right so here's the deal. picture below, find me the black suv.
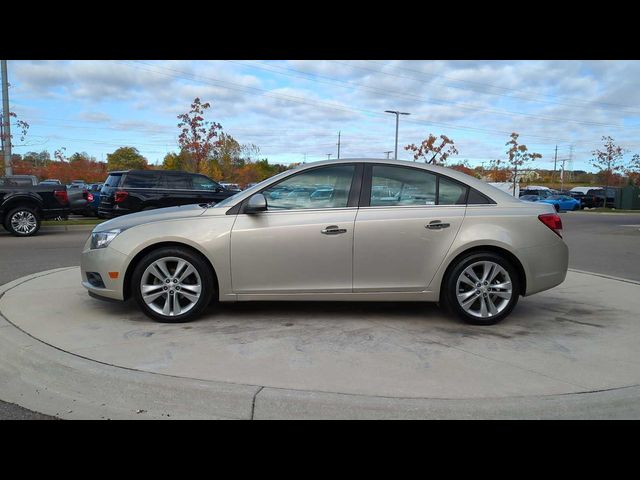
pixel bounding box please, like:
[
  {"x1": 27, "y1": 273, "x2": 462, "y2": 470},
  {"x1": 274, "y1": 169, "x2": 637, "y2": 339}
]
[
  {"x1": 98, "y1": 170, "x2": 236, "y2": 218},
  {"x1": 581, "y1": 188, "x2": 616, "y2": 209}
]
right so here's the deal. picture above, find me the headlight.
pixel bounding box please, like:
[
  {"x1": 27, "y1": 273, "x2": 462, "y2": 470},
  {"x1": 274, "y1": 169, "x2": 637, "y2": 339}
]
[{"x1": 90, "y1": 229, "x2": 122, "y2": 249}]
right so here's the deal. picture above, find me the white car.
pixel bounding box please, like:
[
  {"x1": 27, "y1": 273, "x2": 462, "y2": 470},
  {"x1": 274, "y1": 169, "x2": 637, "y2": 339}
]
[{"x1": 81, "y1": 159, "x2": 568, "y2": 325}]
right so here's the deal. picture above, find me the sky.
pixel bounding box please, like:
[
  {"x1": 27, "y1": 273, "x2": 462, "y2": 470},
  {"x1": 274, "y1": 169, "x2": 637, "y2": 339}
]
[{"x1": 6, "y1": 60, "x2": 640, "y2": 172}]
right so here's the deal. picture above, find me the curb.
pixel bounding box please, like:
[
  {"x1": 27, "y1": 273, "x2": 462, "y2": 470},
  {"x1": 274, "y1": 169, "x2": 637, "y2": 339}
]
[
  {"x1": 568, "y1": 268, "x2": 640, "y2": 286},
  {"x1": 2, "y1": 268, "x2": 640, "y2": 419},
  {"x1": 40, "y1": 225, "x2": 96, "y2": 232}
]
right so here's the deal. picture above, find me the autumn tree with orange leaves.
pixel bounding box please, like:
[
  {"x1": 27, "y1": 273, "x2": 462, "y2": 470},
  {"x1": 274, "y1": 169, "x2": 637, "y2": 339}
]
[
  {"x1": 405, "y1": 134, "x2": 459, "y2": 165},
  {"x1": 177, "y1": 97, "x2": 223, "y2": 174},
  {"x1": 505, "y1": 133, "x2": 542, "y2": 195}
]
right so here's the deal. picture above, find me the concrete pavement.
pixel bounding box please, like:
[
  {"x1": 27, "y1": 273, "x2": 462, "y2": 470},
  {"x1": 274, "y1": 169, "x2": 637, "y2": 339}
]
[{"x1": 1, "y1": 267, "x2": 640, "y2": 419}]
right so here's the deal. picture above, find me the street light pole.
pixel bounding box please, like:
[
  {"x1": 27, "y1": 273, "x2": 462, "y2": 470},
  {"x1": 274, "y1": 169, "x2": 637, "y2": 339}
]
[{"x1": 385, "y1": 110, "x2": 410, "y2": 160}]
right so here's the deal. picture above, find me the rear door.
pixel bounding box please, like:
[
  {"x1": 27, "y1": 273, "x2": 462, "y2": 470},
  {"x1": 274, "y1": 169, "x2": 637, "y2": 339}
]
[
  {"x1": 353, "y1": 164, "x2": 467, "y2": 292},
  {"x1": 159, "y1": 172, "x2": 198, "y2": 207}
]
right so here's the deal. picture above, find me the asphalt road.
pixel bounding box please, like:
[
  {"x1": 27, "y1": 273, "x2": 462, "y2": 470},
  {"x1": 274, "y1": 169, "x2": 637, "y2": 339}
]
[
  {"x1": 0, "y1": 210, "x2": 638, "y2": 419},
  {"x1": 561, "y1": 211, "x2": 640, "y2": 282},
  {"x1": 0, "y1": 229, "x2": 89, "y2": 420}
]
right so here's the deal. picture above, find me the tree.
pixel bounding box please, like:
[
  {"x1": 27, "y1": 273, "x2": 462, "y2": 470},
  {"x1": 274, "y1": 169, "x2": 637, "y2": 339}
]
[
  {"x1": 54, "y1": 147, "x2": 67, "y2": 162},
  {"x1": 626, "y1": 153, "x2": 640, "y2": 186},
  {"x1": 405, "y1": 134, "x2": 458, "y2": 165},
  {"x1": 162, "y1": 150, "x2": 191, "y2": 171},
  {"x1": 505, "y1": 133, "x2": 542, "y2": 195},
  {"x1": 106, "y1": 147, "x2": 148, "y2": 171},
  {"x1": 23, "y1": 150, "x2": 51, "y2": 167},
  {"x1": 69, "y1": 152, "x2": 93, "y2": 163},
  {"x1": 214, "y1": 132, "x2": 242, "y2": 180},
  {"x1": 486, "y1": 159, "x2": 510, "y2": 182},
  {"x1": 0, "y1": 111, "x2": 29, "y2": 144},
  {"x1": 591, "y1": 136, "x2": 625, "y2": 195},
  {"x1": 177, "y1": 97, "x2": 223, "y2": 173}
]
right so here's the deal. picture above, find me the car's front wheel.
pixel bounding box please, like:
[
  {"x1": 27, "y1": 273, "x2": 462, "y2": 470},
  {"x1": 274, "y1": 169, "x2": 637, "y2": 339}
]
[
  {"x1": 131, "y1": 247, "x2": 215, "y2": 323},
  {"x1": 441, "y1": 252, "x2": 521, "y2": 325}
]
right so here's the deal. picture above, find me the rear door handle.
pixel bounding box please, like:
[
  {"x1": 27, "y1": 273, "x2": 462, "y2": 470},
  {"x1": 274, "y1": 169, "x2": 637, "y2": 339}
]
[
  {"x1": 426, "y1": 220, "x2": 450, "y2": 230},
  {"x1": 321, "y1": 225, "x2": 347, "y2": 235}
]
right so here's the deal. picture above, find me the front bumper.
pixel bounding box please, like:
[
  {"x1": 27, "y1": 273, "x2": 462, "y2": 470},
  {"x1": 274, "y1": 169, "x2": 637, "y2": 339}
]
[{"x1": 80, "y1": 238, "x2": 129, "y2": 301}]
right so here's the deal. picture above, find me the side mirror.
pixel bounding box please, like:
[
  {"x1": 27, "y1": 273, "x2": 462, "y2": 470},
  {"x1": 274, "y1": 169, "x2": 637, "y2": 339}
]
[{"x1": 245, "y1": 193, "x2": 267, "y2": 214}]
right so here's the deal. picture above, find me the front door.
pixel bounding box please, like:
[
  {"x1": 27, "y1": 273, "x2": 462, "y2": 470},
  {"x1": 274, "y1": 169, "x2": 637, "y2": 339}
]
[{"x1": 230, "y1": 164, "x2": 359, "y2": 294}]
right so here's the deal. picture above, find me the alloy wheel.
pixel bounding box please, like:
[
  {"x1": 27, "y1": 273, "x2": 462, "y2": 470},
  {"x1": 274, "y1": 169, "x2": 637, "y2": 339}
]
[
  {"x1": 10, "y1": 211, "x2": 38, "y2": 235},
  {"x1": 139, "y1": 256, "x2": 202, "y2": 317},
  {"x1": 455, "y1": 261, "x2": 513, "y2": 318}
]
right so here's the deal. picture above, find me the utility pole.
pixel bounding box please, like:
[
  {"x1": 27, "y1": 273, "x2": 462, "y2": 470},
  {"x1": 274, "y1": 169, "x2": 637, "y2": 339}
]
[
  {"x1": 384, "y1": 151, "x2": 393, "y2": 159},
  {"x1": 384, "y1": 110, "x2": 410, "y2": 160},
  {"x1": 336, "y1": 131, "x2": 341, "y2": 159},
  {"x1": 568, "y1": 145, "x2": 573, "y2": 184},
  {"x1": 553, "y1": 145, "x2": 558, "y2": 183},
  {"x1": 560, "y1": 153, "x2": 567, "y2": 192},
  {"x1": 1, "y1": 60, "x2": 12, "y2": 176}
]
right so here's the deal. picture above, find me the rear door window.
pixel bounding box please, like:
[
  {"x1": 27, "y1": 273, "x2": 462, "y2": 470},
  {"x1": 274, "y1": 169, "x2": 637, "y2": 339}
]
[
  {"x1": 164, "y1": 173, "x2": 193, "y2": 189},
  {"x1": 370, "y1": 165, "x2": 437, "y2": 206},
  {"x1": 123, "y1": 172, "x2": 161, "y2": 188}
]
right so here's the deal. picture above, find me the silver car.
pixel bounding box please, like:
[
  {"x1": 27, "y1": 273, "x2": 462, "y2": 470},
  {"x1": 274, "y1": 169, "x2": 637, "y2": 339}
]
[{"x1": 81, "y1": 159, "x2": 568, "y2": 325}]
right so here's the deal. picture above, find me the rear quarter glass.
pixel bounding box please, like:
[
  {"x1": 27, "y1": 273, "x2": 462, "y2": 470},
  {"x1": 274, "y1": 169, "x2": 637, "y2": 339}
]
[{"x1": 104, "y1": 174, "x2": 123, "y2": 188}]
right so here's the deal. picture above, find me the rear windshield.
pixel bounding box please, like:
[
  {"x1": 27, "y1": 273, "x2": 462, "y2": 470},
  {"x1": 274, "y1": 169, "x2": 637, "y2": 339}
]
[{"x1": 104, "y1": 173, "x2": 123, "y2": 188}]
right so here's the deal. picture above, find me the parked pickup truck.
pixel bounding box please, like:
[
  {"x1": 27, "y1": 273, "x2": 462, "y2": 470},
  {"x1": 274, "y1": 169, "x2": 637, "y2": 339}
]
[{"x1": 0, "y1": 178, "x2": 71, "y2": 236}]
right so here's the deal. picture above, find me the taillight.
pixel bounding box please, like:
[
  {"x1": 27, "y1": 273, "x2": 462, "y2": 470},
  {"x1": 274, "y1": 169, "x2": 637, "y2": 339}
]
[
  {"x1": 538, "y1": 213, "x2": 563, "y2": 237},
  {"x1": 54, "y1": 190, "x2": 68, "y2": 205},
  {"x1": 87, "y1": 193, "x2": 94, "y2": 202},
  {"x1": 114, "y1": 191, "x2": 129, "y2": 203}
]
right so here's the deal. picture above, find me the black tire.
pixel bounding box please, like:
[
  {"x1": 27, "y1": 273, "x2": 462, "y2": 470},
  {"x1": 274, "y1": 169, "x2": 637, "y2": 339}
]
[
  {"x1": 441, "y1": 251, "x2": 521, "y2": 326},
  {"x1": 131, "y1": 246, "x2": 215, "y2": 323},
  {"x1": 553, "y1": 203, "x2": 560, "y2": 212},
  {"x1": 4, "y1": 207, "x2": 41, "y2": 237}
]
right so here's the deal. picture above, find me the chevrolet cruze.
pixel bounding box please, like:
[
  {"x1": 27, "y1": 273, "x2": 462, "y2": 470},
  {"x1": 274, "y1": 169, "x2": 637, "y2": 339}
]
[{"x1": 81, "y1": 159, "x2": 568, "y2": 325}]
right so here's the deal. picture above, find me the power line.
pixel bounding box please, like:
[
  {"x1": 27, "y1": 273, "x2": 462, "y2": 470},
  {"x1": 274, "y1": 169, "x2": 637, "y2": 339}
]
[
  {"x1": 352, "y1": 60, "x2": 640, "y2": 115},
  {"x1": 118, "y1": 60, "x2": 607, "y2": 146},
  {"x1": 227, "y1": 60, "x2": 625, "y2": 129}
]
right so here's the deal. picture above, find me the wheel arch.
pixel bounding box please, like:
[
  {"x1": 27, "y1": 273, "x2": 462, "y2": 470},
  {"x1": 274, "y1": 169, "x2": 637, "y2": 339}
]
[
  {"x1": 122, "y1": 241, "x2": 220, "y2": 301},
  {"x1": 438, "y1": 245, "x2": 527, "y2": 299},
  {"x1": 1, "y1": 197, "x2": 43, "y2": 222}
]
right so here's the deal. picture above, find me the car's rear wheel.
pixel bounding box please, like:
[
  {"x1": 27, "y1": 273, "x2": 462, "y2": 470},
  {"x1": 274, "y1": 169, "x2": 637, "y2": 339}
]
[
  {"x1": 5, "y1": 207, "x2": 41, "y2": 237},
  {"x1": 442, "y1": 252, "x2": 520, "y2": 325},
  {"x1": 131, "y1": 247, "x2": 215, "y2": 323}
]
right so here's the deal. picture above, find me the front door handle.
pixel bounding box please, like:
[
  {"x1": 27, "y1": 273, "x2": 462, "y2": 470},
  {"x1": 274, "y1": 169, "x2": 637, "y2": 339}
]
[
  {"x1": 426, "y1": 220, "x2": 450, "y2": 230},
  {"x1": 321, "y1": 225, "x2": 347, "y2": 235}
]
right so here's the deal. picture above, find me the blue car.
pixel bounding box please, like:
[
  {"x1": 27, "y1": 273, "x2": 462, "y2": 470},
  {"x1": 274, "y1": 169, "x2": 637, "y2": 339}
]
[
  {"x1": 539, "y1": 194, "x2": 581, "y2": 212},
  {"x1": 87, "y1": 183, "x2": 104, "y2": 217}
]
